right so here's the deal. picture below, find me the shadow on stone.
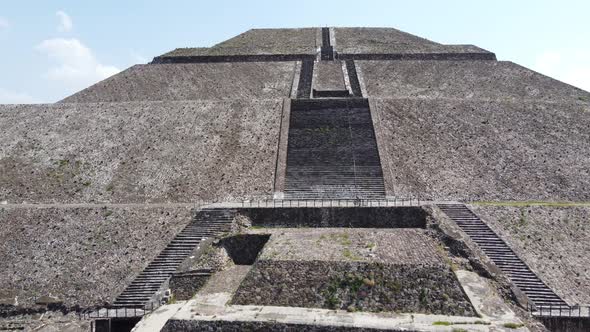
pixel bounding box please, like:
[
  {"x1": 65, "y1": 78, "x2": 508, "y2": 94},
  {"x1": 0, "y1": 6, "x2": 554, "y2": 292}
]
[{"x1": 219, "y1": 234, "x2": 271, "y2": 265}]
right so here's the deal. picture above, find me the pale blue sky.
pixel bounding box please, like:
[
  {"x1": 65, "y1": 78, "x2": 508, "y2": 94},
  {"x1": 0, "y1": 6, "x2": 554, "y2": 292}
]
[{"x1": 1, "y1": 0, "x2": 589, "y2": 103}]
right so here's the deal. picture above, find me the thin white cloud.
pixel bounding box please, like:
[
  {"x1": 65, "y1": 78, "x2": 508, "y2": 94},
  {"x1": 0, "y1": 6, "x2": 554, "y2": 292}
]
[
  {"x1": 56, "y1": 10, "x2": 73, "y2": 32},
  {"x1": 131, "y1": 50, "x2": 148, "y2": 64},
  {"x1": 533, "y1": 50, "x2": 590, "y2": 93},
  {"x1": 0, "y1": 17, "x2": 9, "y2": 30},
  {"x1": 0, "y1": 88, "x2": 36, "y2": 104},
  {"x1": 36, "y1": 38, "x2": 120, "y2": 89}
]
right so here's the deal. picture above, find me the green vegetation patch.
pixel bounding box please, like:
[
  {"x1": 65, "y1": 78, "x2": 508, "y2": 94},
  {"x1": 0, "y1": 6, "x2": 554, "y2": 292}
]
[
  {"x1": 432, "y1": 321, "x2": 452, "y2": 326},
  {"x1": 433, "y1": 320, "x2": 491, "y2": 326},
  {"x1": 503, "y1": 322, "x2": 525, "y2": 329},
  {"x1": 322, "y1": 271, "x2": 377, "y2": 310}
]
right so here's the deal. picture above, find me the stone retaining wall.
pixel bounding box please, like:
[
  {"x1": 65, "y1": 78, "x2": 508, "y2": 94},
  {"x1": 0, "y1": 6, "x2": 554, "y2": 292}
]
[
  {"x1": 238, "y1": 207, "x2": 427, "y2": 228},
  {"x1": 169, "y1": 272, "x2": 210, "y2": 301},
  {"x1": 162, "y1": 319, "x2": 400, "y2": 331},
  {"x1": 231, "y1": 260, "x2": 476, "y2": 316}
]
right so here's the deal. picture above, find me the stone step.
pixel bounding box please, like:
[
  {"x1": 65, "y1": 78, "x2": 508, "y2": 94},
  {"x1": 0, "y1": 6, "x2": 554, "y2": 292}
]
[
  {"x1": 113, "y1": 208, "x2": 236, "y2": 308},
  {"x1": 437, "y1": 203, "x2": 569, "y2": 309}
]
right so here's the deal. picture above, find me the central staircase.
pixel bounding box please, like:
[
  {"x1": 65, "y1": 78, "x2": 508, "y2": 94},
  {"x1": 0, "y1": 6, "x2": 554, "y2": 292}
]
[{"x1": 284, "y1": 99, "x2": 386, "y2": 199}]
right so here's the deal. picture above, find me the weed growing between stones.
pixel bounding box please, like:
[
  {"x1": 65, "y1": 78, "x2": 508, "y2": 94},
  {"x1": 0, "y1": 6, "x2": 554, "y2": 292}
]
[
  {"x1": 232, "y1": 261, "x2": 477, "y2": 316},
  {"x1": 433, "y1": 320, "x2": 491, "y2": 326},
  {"x1": 322, "y1": 271, "x2": 375, "y2": 310},
  {"x1": 518, "y1": 209, "x2": 528, "y2": 227},
  {"x1": 342, "y1": 248, "x2": 361, "y2": 261},
  {"x1": 432, "y1": 321, "x2": 452, "y2": 326},
  {"x1": 503, "y1": 322, "x2": 525, "y2": 329}
]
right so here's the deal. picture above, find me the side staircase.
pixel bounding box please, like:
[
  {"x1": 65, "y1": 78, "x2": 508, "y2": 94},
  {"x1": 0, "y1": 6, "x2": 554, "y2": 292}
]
[
  {"x1": 437, "y1": 204, "x2": 568, "y2": 308},
  {"x1": 111, "y1": 208, "x2": 236, "y2": 308}
]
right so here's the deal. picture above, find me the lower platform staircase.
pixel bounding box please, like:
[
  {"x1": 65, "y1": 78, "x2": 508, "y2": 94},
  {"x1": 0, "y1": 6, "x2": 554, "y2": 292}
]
[
  {"x1": 437, "y1": 204, "x2": 568, "y2": 309},
  {"x1": 111, "y1": 208, "x2": 235, "y2": 308}
]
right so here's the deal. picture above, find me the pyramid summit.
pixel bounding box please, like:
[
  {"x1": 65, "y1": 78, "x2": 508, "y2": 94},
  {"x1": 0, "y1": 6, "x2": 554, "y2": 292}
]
[
  {"x1": 1, "y1": 27, "x2": 589, "y2": 331},
  {"x1": 153, "y1": 27, "x2": 495, "y2": 60}
]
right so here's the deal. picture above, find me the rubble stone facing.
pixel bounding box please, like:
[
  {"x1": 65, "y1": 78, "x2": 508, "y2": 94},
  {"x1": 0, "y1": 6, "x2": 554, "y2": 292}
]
[
  {"x1": 470, "y1": 205, "x2": 590, "y2": 305},
  {"x1": 359, "y1": 60, "x2": 590, "y2": 102},
  {"x1": 255, "y1": 228, "x2": 443, "y2": 264},
  {"x1": 237, "y1": 207, "x2": 427, "y2": 228},
  {"x1": 169, "y1": 272, "x2": 210, "y2": 301},
  {"x1": 232, "y1": 260, "x2": 476, "y2": 316},
  {"x1": 334, "y1": 27, "x2": 493, "y2": 55},
  {"x1": 0, "y1": 206, "x2": 192, "y2": 307},
  {"x1": 162, "y1": 319, "x2": 398, "y2": 332},
  {"x1": 372, "y1": 98, "x2": 590, "y2": 201},
  {"x1": 170, "y1": 28, "x2": 318, "y2": 57},
  {"x1": 0, "y1": 100, "x2": 282, "y2": 203},
  {"x1": 61, "y1": 62, "x2": 296, "y2": 103}
]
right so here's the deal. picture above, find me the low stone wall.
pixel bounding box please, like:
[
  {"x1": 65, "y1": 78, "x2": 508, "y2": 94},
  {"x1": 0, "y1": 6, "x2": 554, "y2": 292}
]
[
  {"x1": 540, "y1": 317, "x2": 590, "y2": 332},
  {"x1": 162, "y1": 319, "x2": 398, "y2": 331},
  {"x1": 238, "y1": 207, "x2": 427, "y2": 228},
  {"x1": 231, "y1": 260, "x2": 476, "y2": 316},
  {"x1": 340, "y1": 53, "x2": 496, "y2": 61}
]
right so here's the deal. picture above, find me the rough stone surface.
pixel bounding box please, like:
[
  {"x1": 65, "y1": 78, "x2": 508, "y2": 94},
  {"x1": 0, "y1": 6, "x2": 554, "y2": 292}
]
[
  {"x1": 62, "y1": 62, "x2": 296, "y2": 103},
  {"x1": 0, "y1": 100, "x2": 282, "y2": 203},
  {"x1": 162, "y1": 320, "x2": 400, "y2": 332},
  {"x1": 255, "y1": 228, "x2": 443, "y2": 264},
  {"x1": 313, "y1": 61, "x2": 347, "y2": 92},
  {"x1": 0, "y1": 312, "x2": 91, "y2": 332},
  {"x1": 470, "y1": 205, "x2": 590, "y2": 305},
  {"x1": 0, "y1": 205, "x2": 192, "y2": 307},
  {"x1": 169, "y1": 272, "x2": 210, "y2": 301},
  {"x1": 186, "y1": 244, "x2": 234, "y2": 273},
  {"x1": 232, "y1": 260, "x2": 476, "y2": 316},
  {"x1": 160, "y1": 28, "x2": 319, "y2": 58},
  {"x1": 334, "y1": 27, "x2": 493, "y2": 55},
  {"x1": 371, "y1": 98, "x2": 590, "y2": 201},
  {"x1": 359, "y1": 60, "x2": 590, "y2": 100},
  {"x1": 160, "y1": 47, "x2": 210, "y2": 57},
  {"x1": 237, "y1": 207, "x2": 427, "y2": 228}
]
